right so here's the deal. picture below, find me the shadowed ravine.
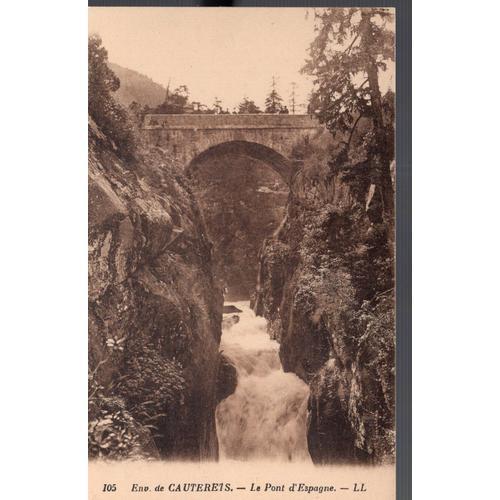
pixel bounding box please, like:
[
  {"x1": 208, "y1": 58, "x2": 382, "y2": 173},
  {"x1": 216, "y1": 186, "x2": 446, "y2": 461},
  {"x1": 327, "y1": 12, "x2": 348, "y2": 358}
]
[{"x1": 216, "y1": 302, "x2": 311, "y2": 462}]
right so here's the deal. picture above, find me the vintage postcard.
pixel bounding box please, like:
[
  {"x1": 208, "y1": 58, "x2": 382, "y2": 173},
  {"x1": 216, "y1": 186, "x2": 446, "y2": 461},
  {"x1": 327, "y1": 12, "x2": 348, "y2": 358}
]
[{"x1": 89, "y1": 4, "x2": 405, "y2": 499}]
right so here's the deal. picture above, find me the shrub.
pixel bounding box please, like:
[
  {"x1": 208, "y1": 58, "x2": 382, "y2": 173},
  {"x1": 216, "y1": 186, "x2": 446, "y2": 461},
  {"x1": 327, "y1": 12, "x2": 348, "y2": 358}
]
[
  {"x1": 88, "y1": 34, "x2": 136, "y2": 159},
  {"x1": 88, "y1": 366, "x2": 154, "y2": 460},
  {"x1": 117, "y1": 344, "x2": 186, "y2": 445},
  {"x1": 88, "y1": 395, "x2": 143, "y2": 459}
]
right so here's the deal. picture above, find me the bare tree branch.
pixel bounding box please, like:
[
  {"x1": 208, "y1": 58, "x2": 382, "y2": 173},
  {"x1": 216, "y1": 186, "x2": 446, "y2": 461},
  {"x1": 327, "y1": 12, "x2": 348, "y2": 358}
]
[
  {"x1": 346, "y1": 113, "x2": 364, "y2": 153},
  {"x1": 344, "y1": 33, "x2": 360, "y2": 54}
]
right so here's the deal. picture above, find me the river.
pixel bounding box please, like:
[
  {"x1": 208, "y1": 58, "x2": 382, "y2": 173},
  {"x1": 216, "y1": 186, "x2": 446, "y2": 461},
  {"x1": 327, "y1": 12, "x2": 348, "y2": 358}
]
[{"x1": 216, "y1": 301, "x2": 311, "y2": 462}]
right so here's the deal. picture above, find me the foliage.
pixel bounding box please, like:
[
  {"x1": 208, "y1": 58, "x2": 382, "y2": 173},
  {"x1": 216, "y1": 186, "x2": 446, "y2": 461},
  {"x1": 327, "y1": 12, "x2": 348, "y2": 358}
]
[
  {"x1": 302, "y1": 7, "x2": 395, "y2": 212},
  {"x1": 293, "y1": 205, "x2": 356, "y2": 327},
  {"x1": 88, "y1": 365, "x2": 150, "y2": 460},
  {"x1": 152, "y1": 85, "x2": 190, "y2": 114},
  {"x1": 128, "y1": 100, "x2": 149, "y2": 125},
  {"x1": 265, "y1": 77, "x2": 285, "y2": 113},
  {"x1": 303, "y1": 8, "x2": 393, "y2": 134},
  {"x1": 88, "y1": 395, "x2": 144, "y2": 460},
  {"x1": 237, "y1": 97, "x2": 262, "y2": 114},
  {"x1": 354, "y1": 292, "x2": 395, "y2": 433},
  {"x1": 146, "y1": 88, "x2": 231, "y2": 115},
  {"x1": 118, "y1": 344, "x2": 186, "y2": 439},
  {"x1": 88, "y1": 340, "x2": 186, "y2": 459},
  {"x1": 88, "y1": 35, "x2": 136, "y2": 159},
  {"x1": 355, "y1": 294, "x2": 395, "y2": 379},
  {"x1": 290, "y1": 133, "x2": 336, "y2": 184},
  {"x1": 212, "y1": 97, "x2": 223, "y2": 114}
]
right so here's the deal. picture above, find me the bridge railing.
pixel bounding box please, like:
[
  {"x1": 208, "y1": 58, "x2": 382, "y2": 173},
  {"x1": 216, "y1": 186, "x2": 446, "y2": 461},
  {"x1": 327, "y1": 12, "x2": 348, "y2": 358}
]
[{"x1": 143, "y1": 113, "x2": 322, "y2": 130}]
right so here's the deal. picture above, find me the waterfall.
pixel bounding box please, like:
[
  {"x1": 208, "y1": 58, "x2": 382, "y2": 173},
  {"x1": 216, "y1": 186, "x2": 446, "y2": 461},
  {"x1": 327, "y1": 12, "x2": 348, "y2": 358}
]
[{"x1": 216, "y1": 302, "x2": 311, "y2": 462}]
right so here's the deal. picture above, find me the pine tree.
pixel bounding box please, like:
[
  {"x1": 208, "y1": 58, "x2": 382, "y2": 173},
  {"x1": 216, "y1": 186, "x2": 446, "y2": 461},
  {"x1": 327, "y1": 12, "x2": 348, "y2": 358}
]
[
  {"x1": 237, "y1": 97, "x2": 261, "y2": 114},
  {"x1": 302, "y1": 7, "x2": 395, "y2": 216},
  {"x1": 88, "y1": 35, "x2": 136, "y2": 158},
  {"x1": 264, "y1": 77, "x2": 284, "y2": 114},
  {"x1": 289, "y1": 82, "x2": 297, "y2": 114}
]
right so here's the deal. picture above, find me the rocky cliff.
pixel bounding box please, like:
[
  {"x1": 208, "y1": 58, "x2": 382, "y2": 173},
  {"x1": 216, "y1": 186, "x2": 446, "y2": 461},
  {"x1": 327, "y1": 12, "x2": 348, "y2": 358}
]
[
  {"x1": 88, "y1": 119, "x2": 229, "y2": 460},
  {"x1": 189, "y1": 153, "x2": 288, "y2": 300},
  {"x1": 254, "y1": 144, "x2": 395, "y2": 464}
]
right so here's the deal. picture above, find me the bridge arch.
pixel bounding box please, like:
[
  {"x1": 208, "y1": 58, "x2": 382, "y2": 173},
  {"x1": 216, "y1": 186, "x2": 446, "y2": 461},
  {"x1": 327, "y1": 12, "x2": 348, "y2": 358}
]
[
  {"x1": 142, "y1": 114, "x2": 323, "y2": 179},
  {"x1": 185, "y1": 139, "x2": 290, "y2": 300},
  {"x1": 186, "y1": 140, "x2": 296, "y2": 185}
]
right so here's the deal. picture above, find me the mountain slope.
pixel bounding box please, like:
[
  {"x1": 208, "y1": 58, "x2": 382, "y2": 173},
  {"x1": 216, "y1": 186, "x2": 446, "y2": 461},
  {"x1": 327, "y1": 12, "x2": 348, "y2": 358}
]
[{"x1": 108, "y1": 62, "x2": 166, "y2": 108}]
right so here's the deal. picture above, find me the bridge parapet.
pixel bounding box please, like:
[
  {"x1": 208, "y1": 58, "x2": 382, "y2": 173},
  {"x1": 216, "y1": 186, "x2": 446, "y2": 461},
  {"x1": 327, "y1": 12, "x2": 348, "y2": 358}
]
[{"x1": 143, "y1": 113, "x2": 322, "y2": 130}]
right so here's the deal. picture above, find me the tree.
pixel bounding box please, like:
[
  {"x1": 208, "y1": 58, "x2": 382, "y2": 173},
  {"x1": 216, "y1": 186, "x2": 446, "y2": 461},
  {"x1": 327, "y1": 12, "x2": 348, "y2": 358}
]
[
  {"x1": 154, "y1": 84, "x2": 190, "y2": 114},
  {"x1": 128, "y1": 101, "x2": 147, "y2": 125},
  {"x1": 289, "y1": 82, "x2": 297, "y2": 114},
  {"x1": 213, "y1": 97, "x2": 223, "y2": 114},
  {"x1": 302, "y1": 8, "x2": 395, "y2": 215},
  {"x1": 88, "y1": 34, "x2": 136, "y2": 158},
  {"x1": 237, "y1": 97, "x2": 261, "y2": 114},
  {"x1": 264, "y1": 77, "x2": 284, "y2": 114},
  {"x1": 88, "y1": 34, "x2": 120, "y2": 112}
]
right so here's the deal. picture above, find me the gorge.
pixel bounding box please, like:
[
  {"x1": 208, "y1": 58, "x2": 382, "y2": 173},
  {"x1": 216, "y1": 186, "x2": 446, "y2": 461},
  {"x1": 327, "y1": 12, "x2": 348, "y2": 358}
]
[
  {"x1": 89, "y1": 112, "x2": 395, "y2": 464},
  {"x1": 88, "y1": 53, "x2": 394, "y2": 465}
]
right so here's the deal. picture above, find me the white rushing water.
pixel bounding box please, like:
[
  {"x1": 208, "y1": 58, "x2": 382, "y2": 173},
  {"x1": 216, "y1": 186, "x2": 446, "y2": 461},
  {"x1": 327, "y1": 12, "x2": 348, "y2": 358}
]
[{"x1": 216, "y1": 301, "x2": 311, "y2": 462}]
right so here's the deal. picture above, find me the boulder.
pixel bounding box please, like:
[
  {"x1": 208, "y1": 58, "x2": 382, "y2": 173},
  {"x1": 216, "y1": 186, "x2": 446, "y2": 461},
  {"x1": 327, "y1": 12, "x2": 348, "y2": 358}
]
[
  {"x1": 216, "y1": 354, "x2": 238, "y2": 403},
  {"x1": 223, "y1": 305, "x2": 243, "y2": 314}
]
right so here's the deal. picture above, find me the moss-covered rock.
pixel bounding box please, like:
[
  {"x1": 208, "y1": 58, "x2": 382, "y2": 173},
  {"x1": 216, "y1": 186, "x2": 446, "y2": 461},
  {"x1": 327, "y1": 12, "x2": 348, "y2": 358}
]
[
  {"x1": 88, "y1": 119, "x2": 223, "y2": 460},
  {"x1": 254, "y1": 146, "x2": 395, "y2": 464}
]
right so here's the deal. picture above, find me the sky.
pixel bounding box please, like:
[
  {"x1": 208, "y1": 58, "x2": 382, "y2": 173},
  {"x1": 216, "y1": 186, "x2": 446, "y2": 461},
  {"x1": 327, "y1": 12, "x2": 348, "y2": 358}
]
[
  {"x1": 88, "y1": 7, "x2": 318, "y2": 112},
  {"x1": 88, "y1": 7, "x2": 394, "y2": 113}
]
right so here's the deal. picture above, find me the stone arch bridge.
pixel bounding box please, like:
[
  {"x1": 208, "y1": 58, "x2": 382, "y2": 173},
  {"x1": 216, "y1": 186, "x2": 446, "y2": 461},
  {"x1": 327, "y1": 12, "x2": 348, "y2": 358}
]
[{"x1": 142, "y1": 114, "x2": 325, "y2": 184}]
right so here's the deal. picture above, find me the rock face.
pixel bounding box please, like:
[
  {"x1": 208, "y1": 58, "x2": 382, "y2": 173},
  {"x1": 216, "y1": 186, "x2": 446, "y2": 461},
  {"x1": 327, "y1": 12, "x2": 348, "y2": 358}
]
[
  {"x1": 254, "y1": 151, "x2": 395, "y2": 464},
  {"x1": 189, "y1": 152, "x2": 288, "y2": 300},
  {"x1": 88, "y1": 120, "x2": 224, "y2": 460},
  {"x1": 216, "y1": 354, "x2": 238, "y2": 403}
]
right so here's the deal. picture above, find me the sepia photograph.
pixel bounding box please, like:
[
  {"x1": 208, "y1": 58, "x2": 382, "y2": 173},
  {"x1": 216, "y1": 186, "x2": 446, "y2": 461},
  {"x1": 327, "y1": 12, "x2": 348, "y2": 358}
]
[
  {"x1": 88, "y1": 5, "x2": 397, "y2": 498},
  {"x1": 10, "y1": 1, "x2": 500, "y2": 500}
]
